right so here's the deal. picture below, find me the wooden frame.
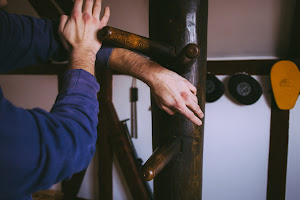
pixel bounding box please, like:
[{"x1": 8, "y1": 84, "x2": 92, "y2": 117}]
[{"x1": 7, "y1": 58, "x2": 299, "y2": 200}]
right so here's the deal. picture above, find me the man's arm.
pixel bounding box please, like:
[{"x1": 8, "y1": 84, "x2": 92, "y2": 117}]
[
  {"x1": 109, "y1": 48, "x2": 204, "y2": 125},
  {"x1": 0, "y1": 8, "x2": 110, "y2": 73},
  {"x1": 0, "y1": 5, "x2": 202, "y2": 125},
  {"x1": 0, "y1": 70, "x2": 99, "y2": 199},
  {"x1": 0, "y1": 10, "x2": 66, "y2": 73},
  {"x1": 0, "y1": 0, "x2": 109, "y2": 198}
]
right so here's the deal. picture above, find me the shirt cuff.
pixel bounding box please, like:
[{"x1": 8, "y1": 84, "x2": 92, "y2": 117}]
[
  {"x1": 60, "y1": 69, "x2": 100, "y2": 96},
  {"x1": 96, "y1": 44, "x2": 113, "y2": 69}
]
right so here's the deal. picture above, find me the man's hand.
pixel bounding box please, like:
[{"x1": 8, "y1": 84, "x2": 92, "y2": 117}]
[
  {"x1": 149, "y1": 68, "x2": 204, "y2": 126},
  {"x1": 108, "y1": 48, "x2": 204, "y2": 126},
  {"x1": 58, "y1": 0, "x2": 110, "y2": 75}
]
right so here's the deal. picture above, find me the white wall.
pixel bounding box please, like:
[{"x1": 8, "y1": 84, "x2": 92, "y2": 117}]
[
  {"x1": 203, "y1": 76, "x2": 272, "y2": 200},
  {"x1": 286, "y1": 101, "x2": 300, "y2": 200},
  {"x1": 207, "y1": 0, "x2": 295, "y2": 59},
  {"x1": 1, "y1": 0, "x2": 299, "y2": 200},
  {"x1": 0, "y1": 75, "x2": 57, "y2": 111}
]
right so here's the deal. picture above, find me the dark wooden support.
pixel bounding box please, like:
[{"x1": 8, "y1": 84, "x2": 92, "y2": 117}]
[
  {"x1": 97, "y1": 69, "x2": 114, "y2": 200},
  {"x1": 289, "y1": 0, "x2": 300, "y2": 58},
  {"x1": 54, "y1": 0, "x2": 73, "y2": 14},
  {"x1": 28, "y1": 0, "x2": 62, "y2": 18},
  {"x1": 150, "y1": 0, "x2": 208, "y2": 199},
  {"x1": 62, "y1": 170, "x2": 87, "y2": 200},
  {"x1": 266, "y1": 1, "x2": 299, "y2": 199},
  {"x1": 102, "y1": 102, "x2": 153, "y2": 200},
  {"x1": 267, "y1": 100, "x2": 290, "y2": 200},
  {"x1": 8, "y1": 59, "x2": 300, "y2": 76},
  {"x1": 7, "y1": 64, "x2": 67, "y2": 75},
  {"x1": 208, "y1": 60, "x2": 277, "y2": 75},
  {"x1": 97, "y1": 69, "x2": 152, "y2": 200}
]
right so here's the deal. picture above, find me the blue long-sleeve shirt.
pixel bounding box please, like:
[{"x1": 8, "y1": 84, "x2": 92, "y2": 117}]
[{"x1": 0, "y1": 10, "x2": 113, "y2": 200}]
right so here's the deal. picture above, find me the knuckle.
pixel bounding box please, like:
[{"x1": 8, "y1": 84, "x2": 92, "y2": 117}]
[
  {"x1": 71, "y1": 11, "x2": 80, "y2": 20},
  {"x1": 83, "y1": 13, "x2": 91, "y2": 22},
  {"x1": 181, "y1": 92, "x2": 189, "y2": 101},
  {"x1": 173, "y1": 101, "x2": 181, "y2": 110}
]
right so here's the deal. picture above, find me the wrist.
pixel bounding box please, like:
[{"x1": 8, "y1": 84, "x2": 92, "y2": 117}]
[
  {"x1": 69, "y1": 49, "x2": 96, "y2": 76},
  {"x1": 142, "y1": 61, "x2": 170, "y2": 88}
]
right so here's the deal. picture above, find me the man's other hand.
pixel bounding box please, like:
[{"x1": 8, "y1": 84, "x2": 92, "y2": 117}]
[
  {"x1": 109, "y1": 48, "x2": 204, "y2": 126},
  {"x1": 58, "y1": 0, "x2": 110, "y2": 75}
]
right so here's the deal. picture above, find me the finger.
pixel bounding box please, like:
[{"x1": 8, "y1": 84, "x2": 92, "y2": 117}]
[
  {"x1": 181, "y1": 90, "x2": 197, "y2": 104},
  {"x1": 83, "y1": 0, "x2": 93, "y2": 14},
  {"x1": 100, "y1": 6, "x2": 110, "y2": 26},
  {"x1": 186, "y1": 81, "x2": 197, "y2": 95},
  {"x1": 190, "y1": 93, "x2": 198, "y2": 103},
  {"x1": 92, "y1": 0, "x2": 102, "y2": 18},
  {"x1": 58, "y1": 15, "x2": 70, "y2": 50},
  {"x1": 186, "y1": 98, "x2": 204, "y2": 119},
  {"x1": 58, "y1": 15, "x2": 68, "y2": 33},
  {"x1": 178, "y1": 104, "x2": 202, "y2": 126},
  {"x1": 162, "y1": 105, "x2": 176, "y2": 115},
  {"x1": 72, "y1": 0, "x2": 83, "y2": 15}
]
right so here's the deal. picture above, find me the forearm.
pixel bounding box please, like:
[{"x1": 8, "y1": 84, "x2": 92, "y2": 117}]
[
  {"x1": 69, "y1": 49, "x2": 96, "y2": 76},
  {"x1": 0, "y1": 10, "x2": 67, "y2": 73},
  {"x1": 0, "y1": 10, "x2": 111, "y2": 73},
  {"x1": 0, "y1": 69, "x2": 99, "y2": 197},
  {"x1": 108, "y1": 48, "x2": 167, "y2": 88},
  {"x1": 109, "y1": 48, "x2": 204, "y2": 125}
]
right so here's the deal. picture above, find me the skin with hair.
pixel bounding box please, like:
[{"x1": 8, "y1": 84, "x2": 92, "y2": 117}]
[{"x1": 109, "y1": 48, "x2": 204, "y2": 125}]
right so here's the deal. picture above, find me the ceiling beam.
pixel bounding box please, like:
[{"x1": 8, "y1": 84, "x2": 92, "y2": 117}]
[{"x1": 28, "y1": 0, "x2": 62, "y2": 18}]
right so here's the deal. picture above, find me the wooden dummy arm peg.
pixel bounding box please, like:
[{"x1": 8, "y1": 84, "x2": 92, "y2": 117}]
[
  {"x1": 100, "y1": 26, "x2": 175, "y2": 58},
  {"x1": 100, "y1": 26, "x2": 200, "y2": 74},
  {"x1": 140, "y1": 137, "x2": 182, "y2": 181}
]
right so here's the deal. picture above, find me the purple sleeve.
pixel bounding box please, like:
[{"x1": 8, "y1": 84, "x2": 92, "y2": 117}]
[
  {"x1": 0, "y1": 69, "x2": 99, "y2": 199},
  {"x1": 0, "y1": 10, "x2": 113, "y2": 73}
]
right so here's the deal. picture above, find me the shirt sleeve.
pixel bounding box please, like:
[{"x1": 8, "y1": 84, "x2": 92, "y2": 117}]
[
  {"x1": 0, "y1": 69, "x2": 99, "y2": 199},
  {"x1": 0, "y1": 10, "x2": 113, "y2": 73}
]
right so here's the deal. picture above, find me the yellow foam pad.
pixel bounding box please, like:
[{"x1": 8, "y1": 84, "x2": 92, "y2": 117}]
[{"x1": 270, "y1": 60, "x2": 300, "y2": 110}]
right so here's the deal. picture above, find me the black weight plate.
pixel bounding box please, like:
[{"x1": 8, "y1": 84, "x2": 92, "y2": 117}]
[
  {"x1": 206, "y1": 73, "x2": 225, "y2": 102},
  {"x1": 228, "y1": 73, "x2": 262, "y2": 105}
]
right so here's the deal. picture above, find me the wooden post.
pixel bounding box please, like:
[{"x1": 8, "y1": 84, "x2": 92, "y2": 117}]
[
  {"x1": 149, "y1": 0, "x2": 208, "y2": 199},
  {"x1": 97, "y1": 69, "x2": 114, "y2": 200},
  {"x1": 267, "y1": 1, "x2": 300, "y2": 199}
]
